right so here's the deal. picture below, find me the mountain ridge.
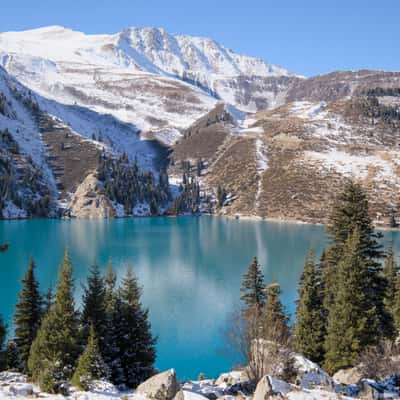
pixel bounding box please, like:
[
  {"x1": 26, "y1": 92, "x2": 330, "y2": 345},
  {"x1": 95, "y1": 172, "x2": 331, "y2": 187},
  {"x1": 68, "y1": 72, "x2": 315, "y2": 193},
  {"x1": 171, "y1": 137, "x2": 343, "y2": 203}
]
[{"x1": 1, "y1": 25, "x2": 400, "y2": 224}]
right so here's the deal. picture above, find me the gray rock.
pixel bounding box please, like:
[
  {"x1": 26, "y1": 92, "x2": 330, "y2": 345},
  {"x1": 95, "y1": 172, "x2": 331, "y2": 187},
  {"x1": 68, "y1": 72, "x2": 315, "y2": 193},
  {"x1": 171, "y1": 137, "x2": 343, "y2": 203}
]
[
  {"x1": 253, "y1": 376, "x2": 288, "y2": 400},
  {"x1": 136, "y1": 369, "x2": 181, "y2": 400},
  {"x1": 333, "y1": 367, "x2": 363, "y2": 385}
]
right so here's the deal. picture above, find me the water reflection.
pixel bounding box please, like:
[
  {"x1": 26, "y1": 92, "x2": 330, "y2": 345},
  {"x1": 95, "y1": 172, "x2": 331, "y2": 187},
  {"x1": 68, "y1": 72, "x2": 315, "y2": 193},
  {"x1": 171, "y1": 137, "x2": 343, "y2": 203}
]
[{"x1": 1, "y1": 217, "x2": 395, "y2": 380}]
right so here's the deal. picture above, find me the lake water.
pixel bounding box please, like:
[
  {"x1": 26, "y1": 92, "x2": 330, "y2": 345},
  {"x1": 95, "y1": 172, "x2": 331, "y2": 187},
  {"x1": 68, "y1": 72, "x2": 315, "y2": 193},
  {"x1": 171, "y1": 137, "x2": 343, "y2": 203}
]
[{"x1": 0, "y1": 216, "x2": 399, "y2": 380}]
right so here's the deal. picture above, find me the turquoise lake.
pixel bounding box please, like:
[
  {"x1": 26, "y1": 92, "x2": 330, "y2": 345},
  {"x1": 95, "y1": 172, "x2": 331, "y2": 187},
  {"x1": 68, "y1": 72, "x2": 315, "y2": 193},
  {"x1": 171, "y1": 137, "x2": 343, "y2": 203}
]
[{"x1": 0, "y1": 216, "x2": 399, "y2": 380}]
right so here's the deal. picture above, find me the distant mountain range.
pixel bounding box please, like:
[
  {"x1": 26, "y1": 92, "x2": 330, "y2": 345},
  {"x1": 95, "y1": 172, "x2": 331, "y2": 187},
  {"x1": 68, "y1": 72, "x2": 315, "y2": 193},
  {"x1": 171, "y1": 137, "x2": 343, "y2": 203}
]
[{"x1": 0, "y1": 26, "x2": 400, "y2": 225}]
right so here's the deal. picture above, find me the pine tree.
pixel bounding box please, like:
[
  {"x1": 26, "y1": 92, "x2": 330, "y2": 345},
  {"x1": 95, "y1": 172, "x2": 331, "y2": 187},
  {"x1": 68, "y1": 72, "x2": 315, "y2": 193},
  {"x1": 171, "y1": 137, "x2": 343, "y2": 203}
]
[
  {"x1": 324, "y1": 229, "x2": 378, "y2": 373},
  {"x1": 71, "y1": 325, "x2": 109, "y2": 391},
  {"x1": 262, "y1": 283, "x2": 290, "y2": 343},
  {"x1": 43, "y1": 286, "x2": 55, "y2": 315},
  {"x1": 293, "y1": 249, "x2": 325, "y2": 364},
  {"x1": 119, "y1": 266, "x2": 156, "y2": 387},
  {"x1": 120, "y1": 264, "x2": 141, "y2": 307},
  {"x1": 325, "y1": 180, "x2": 392, "y2": 339},
  {"x1": 81, "y1": 264, "x2": 107, "y2": 352},
  {"x1": 384, "y1": 245, "x2": 398, "y2": 315},
  {"x1": 14, "y1": 257, "x2": 43, "y2": 370},
  {"x1": 392, "y1": 276, "x2": 400, "y2": 333},
  {"x1": 109, "y1": 266, "x2": 156, "y2": 388},
  {"x1": 240, "y1": 257, "x2": 266, "y2": 312},
  {"x1": 104, "y1": 260, "x2": 117, "y2": 314},
  {"x1": 28, "y1": 248, "x2": 80, "y2": 393},
  {"x1": 4, "y1": 340, "x2": 22, "y2": 372},
  {"x1": 0, "y1": 315, "x2": 6, "y2": 371}
]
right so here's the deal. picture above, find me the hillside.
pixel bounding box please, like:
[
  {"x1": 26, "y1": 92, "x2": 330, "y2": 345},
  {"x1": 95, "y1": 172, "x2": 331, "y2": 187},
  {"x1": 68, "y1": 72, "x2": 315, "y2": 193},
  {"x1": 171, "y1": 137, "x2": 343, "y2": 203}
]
[{"x1": 0, "y1": 26, "x2": 400, "y2": 225}]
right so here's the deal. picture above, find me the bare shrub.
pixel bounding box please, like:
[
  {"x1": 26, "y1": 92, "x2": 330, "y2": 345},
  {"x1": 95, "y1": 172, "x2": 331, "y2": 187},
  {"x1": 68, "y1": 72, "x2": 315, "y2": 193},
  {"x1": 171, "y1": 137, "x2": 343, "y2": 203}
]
[
  {"x1": 358, "y1": 340, "x2": 400, "y2": 380},
  {"x1": 224, "y1": 306, "x2": 295, "y2": 383}
]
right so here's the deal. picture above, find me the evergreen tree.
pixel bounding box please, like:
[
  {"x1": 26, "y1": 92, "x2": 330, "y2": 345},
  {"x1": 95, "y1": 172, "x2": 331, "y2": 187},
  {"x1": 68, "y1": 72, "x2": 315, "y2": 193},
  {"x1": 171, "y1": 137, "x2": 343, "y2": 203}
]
[
  {"x1": 262, "y1": 283, "x2": 290, "y2": 343},
  {"x1": 325, "y1": 180, "x2": 392, "y2": 339},
  {"x1": 240, "y1": 257, "x2": 266, "y2": 312},
  {"x1": 102, "y1": 261, "x2": 122, "y2": 382},
  {"x1": 104, "y1": 260, "x2": 117, "y2": 314},
  {"x1": 13, "y1": 257, "x2": 43, "y2": 370},
  {"x1": 43, "y1": 286, "x2": 55, "y2": 315},
  {"x1": 0, "y1": 315, "x2": 6, "y2": 371},
  {"x1": 4, "y1": 340, "x2": 22, "y2": 372},
  {"x1": 324, "y1": 229, "x2": 378, "y2": 373},
  {"x1": 293, "y1": 249, "x2": 325, "y2": 364},
  {"x1": 71, "y1": 325, "x2": 109, "y2": 391},
  {"x1": 81, "y1": 264, "x2": 107, "y2": 352},
  {"x1": 120, "y1": 264, "x2": 141, "y2": 307},
  {"x1": 119, "y1": 266, "x2": 156, "y2": 387},
  {"x1": 384, "y1": 245, "x2": 398, "y2": 315},
  {"x1": 28, "y1": 248, "x2": 80, "y2": 393},
  {"x1": 392, "y1": 276, "x2": 400, "y2": 333}
]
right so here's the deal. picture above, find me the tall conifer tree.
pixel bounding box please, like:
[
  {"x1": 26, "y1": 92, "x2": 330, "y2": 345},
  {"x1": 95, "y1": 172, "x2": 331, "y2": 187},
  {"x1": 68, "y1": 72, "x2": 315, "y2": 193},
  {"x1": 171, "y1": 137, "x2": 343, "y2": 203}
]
[
  {"x1": 71, "y1": 325, "x2": 109, "y2": 391},
  {"x1": 14, "y1": 257, "x2": 43, "y2": 370},
  {"x1": 325, "y1": 180, "x2": 392, "y2": 338},
  {"x1": 324, "y1": 229, "x2": 378, "y2": 373},
  {"x1": 384, "y1": 245, "x2": 398, "y2": 314},
  {"x1": 262, "y1": 283, "x2": 290, "y2": 343},
  {"x1": 294, "y1": 249, "x2": 325, "y2": 364},
  {"x1": 81, "y1": 264, "x2": 107, "y2": 351},
  {"x1": 240, "y1": 257, "x2": 266, "y2": 312},
  {"x1": 28, "y1": 248, "x2": 80, "y2": 393},
  {"x1": 118, "y1": 265, "x2": 156, "y2": 387}
]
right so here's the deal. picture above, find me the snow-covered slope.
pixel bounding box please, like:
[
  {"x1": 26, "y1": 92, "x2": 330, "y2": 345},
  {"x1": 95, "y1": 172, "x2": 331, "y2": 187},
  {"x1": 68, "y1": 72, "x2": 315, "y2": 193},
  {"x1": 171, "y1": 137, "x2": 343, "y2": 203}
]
[{"x1": 0, "y1": 25, "x2": 297, "y2": 127}]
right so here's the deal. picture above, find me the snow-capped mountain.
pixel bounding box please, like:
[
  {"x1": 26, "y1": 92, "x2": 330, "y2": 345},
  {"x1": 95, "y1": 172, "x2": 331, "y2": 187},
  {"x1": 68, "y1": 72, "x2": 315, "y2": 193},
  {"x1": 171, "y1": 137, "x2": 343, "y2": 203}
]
[
  {"x1": 2, "y1": 25, "x2": 400, "y2": 224},
  {"x1": 0, "y1": 25, "x2": 297, "y2": 131}
]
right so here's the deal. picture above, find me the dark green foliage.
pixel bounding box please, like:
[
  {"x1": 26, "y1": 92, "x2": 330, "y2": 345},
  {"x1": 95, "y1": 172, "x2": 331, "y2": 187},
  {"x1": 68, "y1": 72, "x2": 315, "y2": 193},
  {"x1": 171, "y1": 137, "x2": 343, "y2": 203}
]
[
  {"x1": 107, "y1": 266, "x2": 156, "y2": 388},
  {"x1": 354, "y1": 96, "x2": 400, "y2": 124},
  {"x1": 294, "y1": 249, "x2": 326, "y2": 364},
  {"x1": 325, "y1": 180, "x2": 392, "y2": 338},
  {"x1": 172, "y1": 173, "x2": 201, "y2": 214},
  {"x1": 384, "y1": 246, "x2": 398, "y2": 318},
  {"x1": 28, "y1": 248, "x2": 80, "y2": 393},
  {"x1": 81, "y1": 264, "x2": 107, "y2": 352},
  {"x1": 71, "y1": 326, "x2": 109, "y2": 391},
  {"x1": 262, "y1": 283, "x2": 290, "y2": 343},
  {"x1": 4, "y1": 340, "x2": 23, "y2": 372},
  {"x1": 0, "y1": 128, "x2": 52, "y2": 218},
  {"x1": 43, "y1": 286, "x2": 55, "y2": 315},
  {"x1": 0, "y1": 315, "x2": 6, "y2": 371},
  {"x1": 97, "y1": 152, "x2": 171, "y2": 216},
  {"x1": 365, "y1": 87, "x2": 400, "y2": 97},
  {"x1": 240, "y1": 257, "x2": 266, "y2": 311},
  {"x1": 217, "y1": 185, "x2": 227, "y2": 208},
  {"x1": 14, "y1": 257, "x2": 43, "y2": 370},
  {"x1": 324, "y1": 229, "x2": 378, "y2": 373}
]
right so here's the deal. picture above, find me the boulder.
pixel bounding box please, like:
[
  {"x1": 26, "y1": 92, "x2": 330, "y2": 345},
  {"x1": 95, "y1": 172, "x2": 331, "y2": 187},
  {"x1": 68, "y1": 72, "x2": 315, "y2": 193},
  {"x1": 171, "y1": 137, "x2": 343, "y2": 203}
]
[
  {"x1": 173, "y1": 390, "x2": 185, "y2": 400},
  {"x1": 136, "y1": 369, "x2": 181, "y2": 400},
  {"x1": 215, "y1": 371, "x2": 248, "y2": 387},
  {"x1": 333, "y1": 367, "x2": 363, "y2": 385},
  {"x1": 359, "y1": 380, "x2": 385, "y2": 400},
  {"x1": 8, "y1": 383, "x2": 34, "y2": 396},
  {"x1": 293, "y1": 354, "x2": 334, "y2": 391},
  {"x1": 253, "y1": 376, "x2": 291, "y2": 400}
]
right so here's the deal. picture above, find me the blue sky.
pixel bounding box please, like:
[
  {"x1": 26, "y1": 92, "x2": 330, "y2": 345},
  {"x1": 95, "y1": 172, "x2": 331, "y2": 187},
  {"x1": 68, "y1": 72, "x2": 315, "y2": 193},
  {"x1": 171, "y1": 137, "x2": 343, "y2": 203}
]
[{"x1": 1, "y1": 0, "x2": 399, "y2": 76}]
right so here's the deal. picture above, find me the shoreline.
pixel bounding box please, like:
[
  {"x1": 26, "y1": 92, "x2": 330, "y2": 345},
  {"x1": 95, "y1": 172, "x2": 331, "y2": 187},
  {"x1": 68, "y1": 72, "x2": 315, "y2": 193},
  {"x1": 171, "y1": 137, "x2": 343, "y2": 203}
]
[{"x1": 0, "y1": 213, "x2": 399, "y2": 231}]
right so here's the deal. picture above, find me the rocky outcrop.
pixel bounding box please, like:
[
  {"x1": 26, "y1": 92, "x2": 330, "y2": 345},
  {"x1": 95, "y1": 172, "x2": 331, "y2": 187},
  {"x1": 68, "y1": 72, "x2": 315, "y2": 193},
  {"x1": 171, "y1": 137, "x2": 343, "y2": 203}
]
[
  {"x1": 68, "y1": 173, "x2": 116, "y2": 219},
  {"x1": 253, "y1": 376, "x2": 291, "y2": 400},
  {"x1": 136, "y1": 369, "x2": 181, "y2": 400},
  {"x1": 333, "y1": 367, "x2": 363, "y2": 385}
]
